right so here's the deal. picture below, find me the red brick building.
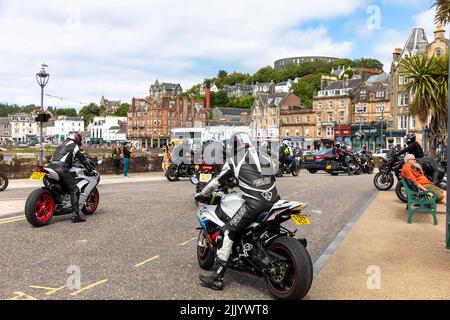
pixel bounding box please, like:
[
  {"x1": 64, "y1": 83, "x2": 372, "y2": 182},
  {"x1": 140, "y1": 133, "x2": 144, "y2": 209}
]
[{"x1": 127, "y1": 96, "x2": 207, "y2": 149}]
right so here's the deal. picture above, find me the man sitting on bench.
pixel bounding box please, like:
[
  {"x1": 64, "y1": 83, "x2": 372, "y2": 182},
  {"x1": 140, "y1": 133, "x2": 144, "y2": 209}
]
[{"x1": 400, "y1": 154, "x2": 446, "y2": 205}]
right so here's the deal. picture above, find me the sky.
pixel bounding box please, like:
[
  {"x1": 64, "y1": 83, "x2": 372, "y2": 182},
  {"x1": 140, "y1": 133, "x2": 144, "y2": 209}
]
[{"x1": 0, "y1": 0, "x2": 445, "y2": 109}]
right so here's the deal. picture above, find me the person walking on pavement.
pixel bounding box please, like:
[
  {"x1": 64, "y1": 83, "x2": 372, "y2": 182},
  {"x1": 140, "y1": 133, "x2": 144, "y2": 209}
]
[
  {"x1": 123, "y1": 142, "x2": 135, "y2": 177},
  {"x1": 112, "y1": 142, "x2": 122, "y2": 175}
]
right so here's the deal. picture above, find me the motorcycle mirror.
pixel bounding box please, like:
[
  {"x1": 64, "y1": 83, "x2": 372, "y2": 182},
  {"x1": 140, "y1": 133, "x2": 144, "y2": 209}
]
[
  {"x1": 190, "y1": 176, "x2": 200, "y2": 185},
  {"x1": 97, "y1": 160, "x2": 103, "y2": 165}
]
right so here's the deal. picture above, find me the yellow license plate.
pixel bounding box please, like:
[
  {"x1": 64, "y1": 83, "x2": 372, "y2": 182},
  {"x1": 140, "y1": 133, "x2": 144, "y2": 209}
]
[
  {"x1": 165, "y1": 164, "x2": 171, "y2": 168},
  {"x1": 291, "y1": 214, "x2": 311, "y2": 225},
  {"x1": 199, "y1": 173, "x2": 212, "y2": 183},
  {"x1": 29, "y1": 172, "x2": 46, "y2": 181},
  {"x1": 326, "y1": 164, "x2": 332, "y2": 170},
  {"x1": 306, "y1": 156, "x2": 314, "y2": 160}
]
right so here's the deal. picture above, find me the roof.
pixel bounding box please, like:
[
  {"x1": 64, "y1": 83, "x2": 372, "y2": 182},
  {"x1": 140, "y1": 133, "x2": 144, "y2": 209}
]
[
  {"x1": 208, "y1": 120, "x2": 247, "y2": 126},
  {"x1": 108, "y1": 126, "x2": 120, "y2": 131},
  {"x1": 325, "y1": 78, "x2": 361, "y2": 90},
  {"x1": 214, "y1": 107, "x2": 249, "y2": 116},
  {"x1": 366, "y1": 72, "x2": 391, "y2": 84}
]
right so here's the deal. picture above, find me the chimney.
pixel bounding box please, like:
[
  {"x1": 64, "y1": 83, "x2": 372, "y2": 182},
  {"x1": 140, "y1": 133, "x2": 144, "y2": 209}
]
[
  {"x1": 392, "y1": 48, "x2": 402, "y2": 62},
  {"x1": 434, "y1": 24, "x2": 445, "y2": 41},
  {"x1": 360, "y1": 67, "x2": 382, "y2": 82},
  {"x1": 320, "y1": 75, "x2": 337, "y2": 90},
  {"x1": 343, "y1": 74, "x2": 349, "y2": 88},
  {"x1": 205, "y1": 80, "x2": 211, "y2": 110}
]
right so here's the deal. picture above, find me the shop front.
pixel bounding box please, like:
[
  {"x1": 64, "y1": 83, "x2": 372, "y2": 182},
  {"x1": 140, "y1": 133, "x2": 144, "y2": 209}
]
[
  {"x1": 334, "y1": 125, "x2": 351, "y2": 147},
  {"x1": 350, "y1": 125, "x2": 387, "y2": 152}
]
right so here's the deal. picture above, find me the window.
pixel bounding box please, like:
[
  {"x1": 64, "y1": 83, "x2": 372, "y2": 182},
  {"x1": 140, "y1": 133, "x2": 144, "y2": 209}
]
[
  {"x1": 411, "y1": 116, "x2": 416, "y2": 129},
  {"x1": 399, "y1": 75, "x2": 409, "y2": 85},
  {"x1": 340, "y1": 100, "x2": 345, "y2": 107},
  {"x1": 317, "y1": 127, "x2": 322, "y2": 136},
  {"x1": 398, "y1": 92, "x2": 409, "y2": 107},
  {"x1": 328, "y1": 101, "x2": 333, "y2": 108},
  {"x1": 360, "y1": 90, "x2": 367, "y2": 99},
  {"x1": 285, "y1": 129, "x2": 290, "y2": 137},
  {"x1": 318, "y1": 102, "x2": 323, "y2": 109},
  {"x1": 305, "y1": 128, "x2": 310, "y2": 137},
  {"x1": 306, "y1": 116, "x2": 309, "y2": 123},
  {"x1": 376, "y1": 105, "x2": 385, "y2": 113},
  {"x1": 326, "y1": 126, "x2": 333, "y2": 136},
  {"x1": 295, "y1": 129, "x2": 299, "y2": 137},
  {"x1": 327, "y1": 112, "x2": 333, "y2": 122},
  {"x1": 317, "y1": 113, "x2": 322, "y2": 122},
  {"x1": 436, "y1": 49, "x2": 443, "y2": 57},
  {"x1": 376, "y1": 91, "x2": 385, "y2": 98},
  {"x1": 339, "y1": 111, "x2": 344, "y2": 122}
]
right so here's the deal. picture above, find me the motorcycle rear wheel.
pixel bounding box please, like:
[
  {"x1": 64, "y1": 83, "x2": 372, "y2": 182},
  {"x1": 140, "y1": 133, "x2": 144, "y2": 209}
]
[
  {"x1": 25, "y1": 188, "x2": 55, "y2": 227},
  {"x1": 395, "y1": 181, "x2": 408, "y2": 203},
  {"x1": 165, "y1": 165, "x2": 179, "y2": 182},
  {"x1": 0, "y1": 173, "x2": 8, "y2": 192},
  {"x1": 265, "y1": 236, "x2": 313, "y2": 300}
]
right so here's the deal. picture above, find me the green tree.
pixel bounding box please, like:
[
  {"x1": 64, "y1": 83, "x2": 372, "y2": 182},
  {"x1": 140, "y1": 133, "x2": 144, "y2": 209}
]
[
  {"x1": 227, "y1": 96, "x2": 254, "y2": 109},
  {"x1": 433, "y1": 0, "x2": 450, "y2": 26},
  {"x1": 114, "y1": 103, "x2": 131, "y2": 117},
  {"x1": 211, "y1": 90, "x2": 229, "y2": 108},
  {"x1": 290, "y1": 74, "x2": 322, "y2": 108},
  {"x1": 353, "y1": 58, "x2": 384, "y2": 70},
  {"x1": 79, "y1": 103, "x2": 101, "y2": 126},
  {"x1": 0, "y1": 104, "x2": 20, "y2": 117},
  {"x1": 54, "y1": 108, "x2": 78, "y2": 117}
]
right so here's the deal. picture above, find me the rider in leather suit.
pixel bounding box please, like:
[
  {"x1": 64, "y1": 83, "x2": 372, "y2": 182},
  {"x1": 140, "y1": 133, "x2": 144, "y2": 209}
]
[
  {"x1": 334, "y1": 143, "x2": 353, "y2": 175},
  {"x1": 398, "y1": 133, "x2": 439, "y2": 183},
  {"x1": 196, "y1": 133, "x2": 280, "y2": 291},
  {"x1": 48, "y1": 132, "x2": 94, "y2": 223}
]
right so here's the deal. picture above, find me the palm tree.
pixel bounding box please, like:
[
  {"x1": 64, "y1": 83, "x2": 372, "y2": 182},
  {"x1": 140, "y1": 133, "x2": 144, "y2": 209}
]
[
  {"x1": 433, "y1": 0, "x2": 450, "y2": 25},
  {"x1": 401, "y1": 53, "x2": 448, "y2": 153}
]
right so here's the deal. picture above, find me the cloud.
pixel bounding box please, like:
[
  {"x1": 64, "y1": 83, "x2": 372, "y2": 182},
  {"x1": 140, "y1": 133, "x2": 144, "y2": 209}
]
[
  {"x1": 412, "y1": 7, "x2": 449, "y2": 40},
  {"x1": 371, "y1": 28, "x2": 409, "y2": 72},
  {"x1": 0, "y1": 0, "x2": 366, "y2": 107}
]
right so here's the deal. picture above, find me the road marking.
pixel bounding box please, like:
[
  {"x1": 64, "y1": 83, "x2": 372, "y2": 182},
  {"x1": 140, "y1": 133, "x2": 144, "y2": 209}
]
[
  {"x1": 29, "y1": 285, "x2": 66, "y2": 296},
  {"x1": 134, "y1": 255, "x2": 160, "y2": 268},
  {"x1": 7, "y1": 291, "x2": 38, "y2": 300},
  {"x1": 179, "y1": 237, "x2": 196, "y2": 246},
  {"x1": 0, "y1": 215, "x2": 25, "y2": 224},
  {"x1": 69, "y1": 279, "x2": 109, "y2": 297}
]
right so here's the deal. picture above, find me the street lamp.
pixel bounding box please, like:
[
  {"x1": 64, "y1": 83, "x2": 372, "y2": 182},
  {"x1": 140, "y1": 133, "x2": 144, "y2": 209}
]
[
  {"x1": 380, "y1": 106, "x2": 385, "y2": 149},
  {"x1": 36, "y1": 64, "x2": 50, "y2": 166}
]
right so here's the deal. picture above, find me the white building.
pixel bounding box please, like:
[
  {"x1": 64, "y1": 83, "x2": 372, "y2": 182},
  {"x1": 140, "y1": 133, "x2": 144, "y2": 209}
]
[
  {"x1": 46, "y1": 116, "x2": 84, "y2": 143},
  {"x1": 275, "y1": 78, "x2": 300, "y2": 93},
  {"x1": 206, "y1": 125, "x2": 251, "y2": 143},
  {"x1": 90, "y1": 116, "x2": 127, "y2": 144},
  {"x1": 8, "y1": 113, "x2": 39, "y2": 143}
]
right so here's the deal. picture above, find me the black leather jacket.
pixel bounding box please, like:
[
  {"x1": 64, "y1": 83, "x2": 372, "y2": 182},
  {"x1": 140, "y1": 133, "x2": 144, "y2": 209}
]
[{"x1": 50, "y1": 139, "x2": 92, "y2": 170}]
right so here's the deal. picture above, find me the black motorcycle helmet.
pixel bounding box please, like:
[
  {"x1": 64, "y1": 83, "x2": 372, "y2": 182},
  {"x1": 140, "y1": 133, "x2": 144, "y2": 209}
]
[{"x1": 405, "y1": 133, "x2": 416, "y2": 144}]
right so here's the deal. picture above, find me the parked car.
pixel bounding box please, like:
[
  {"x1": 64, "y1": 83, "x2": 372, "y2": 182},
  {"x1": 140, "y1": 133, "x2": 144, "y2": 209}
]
[
  {"x1": 373, "y1": 149, "x2": 390, "y2": 160},
  {"x1": 303, "y1": 149, "x2": 336, "y2": 173}
]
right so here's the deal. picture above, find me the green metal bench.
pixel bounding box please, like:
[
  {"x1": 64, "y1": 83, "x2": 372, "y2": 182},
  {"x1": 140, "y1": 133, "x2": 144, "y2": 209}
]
[{"x1": 400, "y1": 179, "x2": 438, "y2": 225}]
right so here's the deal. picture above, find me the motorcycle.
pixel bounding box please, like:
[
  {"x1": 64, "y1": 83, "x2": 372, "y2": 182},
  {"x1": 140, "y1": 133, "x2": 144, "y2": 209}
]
[
  {"x1": 165, "y1": 162, "x2": 196, "y2": 182},
  {"x1": 194, "y1": 162, "x2": 223, "y2": 193},
  {"x1": 356, "y1": 150, "x2": 375, "y2": 174},
  {"x1": 373, "y1": 147, "x2": 403, "y2": 191},
  {"x1": 190, "y1": 176, "x2": 313, "y2": 300},
  {"x1": 326, "y1": 152, "x2": 362, "y2": 176},
  {"x1": 0, "y1": 171, "x2": 8, "y2": 192},
  {"x1": 276, "y1": 156, "x2": 301, "y2": 177},
  {"x1": 25, "y1": 158, "x2": 102, "y2": 227}
]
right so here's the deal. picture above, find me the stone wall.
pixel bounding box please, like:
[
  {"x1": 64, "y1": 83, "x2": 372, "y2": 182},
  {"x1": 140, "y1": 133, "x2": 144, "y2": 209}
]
[{"x1": 0, "y1": 151, "x2": 163, "y2": 179}]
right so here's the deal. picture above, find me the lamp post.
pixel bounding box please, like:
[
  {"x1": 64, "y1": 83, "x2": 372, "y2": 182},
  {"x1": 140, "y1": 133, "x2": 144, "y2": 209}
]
[
  {"x1": 380, "y1": 106, "x2": 384, "y2": 149},
  {"x1": 36, "y1": 64, "x2": 50, "y2": 166}
]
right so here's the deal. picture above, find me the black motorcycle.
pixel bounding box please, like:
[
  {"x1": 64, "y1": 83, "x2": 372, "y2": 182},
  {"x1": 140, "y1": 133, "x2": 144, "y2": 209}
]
[
  {"x1": 356, "y1": 150, "x2": 375, "y2": 174},
  {"x1": 326, "y1": 152, "x2": 362, "y2": 176},
  {"x1": 0, "y1": 171, "x2": 8, "y2": 192},
  {"x1": 165, "y1": 162, "x2": 196, "y2": 182},
  {"x1": 194, "y1": 162, "x2": 222, "y2": 193},
  {"x1": 373, "y1": 148, "x2": 404, "y2": 191},
  {"x1": 276, "y1": 156, "x2": 301, "y2": 177}
]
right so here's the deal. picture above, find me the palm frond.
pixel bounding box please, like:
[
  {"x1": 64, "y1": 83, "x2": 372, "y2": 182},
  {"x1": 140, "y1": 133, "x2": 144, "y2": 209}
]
[{"x1": 432, "y1": 0, "x2": 450, "y2": 26}]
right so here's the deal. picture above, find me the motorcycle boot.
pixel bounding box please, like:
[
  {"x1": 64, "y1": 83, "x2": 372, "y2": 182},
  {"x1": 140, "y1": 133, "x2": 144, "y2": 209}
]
[
  {"x1": 199, "y1": 257, "x2": 228, "y2": 291},
  {"x1": 70, "y1": 188, "x2": 86, "y2": 223}
]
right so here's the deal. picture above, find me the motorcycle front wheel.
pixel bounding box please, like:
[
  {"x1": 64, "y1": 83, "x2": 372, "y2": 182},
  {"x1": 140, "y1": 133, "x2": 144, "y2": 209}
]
[
  {"x1": 197, "y1": 230, "x2": 216, "y2": 270},
  {"x1": 82, "y1": 187, "x2": 100, "y2": 214},
  {"x1": 0, "y1": 173, "x2": 8, "y2": 192},
  {"x1": 265, "y1": 236, "x2": 313, "y2": 300},
  {"x1": 373, "y1": 171, "x2": 394, "y2": 191}
]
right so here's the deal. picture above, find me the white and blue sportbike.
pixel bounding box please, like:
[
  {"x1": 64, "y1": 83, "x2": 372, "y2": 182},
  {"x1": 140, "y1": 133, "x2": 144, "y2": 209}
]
[{"x1": 191, "y1": 176, "x2": 313, "y2": 300}]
